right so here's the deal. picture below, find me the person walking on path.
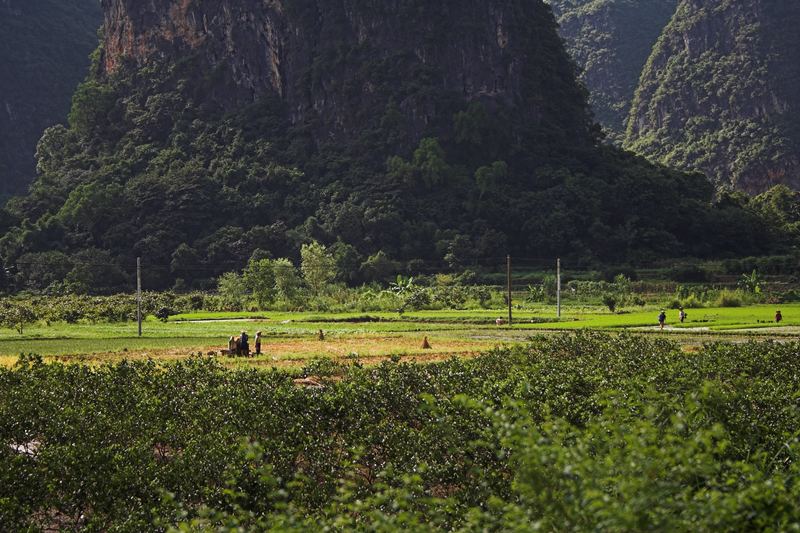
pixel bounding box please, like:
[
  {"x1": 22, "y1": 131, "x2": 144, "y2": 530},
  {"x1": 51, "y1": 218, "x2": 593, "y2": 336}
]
[
  {"x1": 254, "y1": 331, "x2": 262, "y2": 355},
  {"x1": 658, "y1": 310, "x2": 667, "y2": 330}
]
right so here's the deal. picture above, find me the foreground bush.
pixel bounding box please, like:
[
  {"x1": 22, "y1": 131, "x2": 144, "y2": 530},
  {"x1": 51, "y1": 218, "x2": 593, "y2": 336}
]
[{"x1": 1, "y1": 333, "x2": 799, "y2": 530}]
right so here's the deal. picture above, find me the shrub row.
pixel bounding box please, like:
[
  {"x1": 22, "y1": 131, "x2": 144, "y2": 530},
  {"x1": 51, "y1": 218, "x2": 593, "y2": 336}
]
[{"x1": 1, "y1": 333, "x2": 800, "y2": 530}]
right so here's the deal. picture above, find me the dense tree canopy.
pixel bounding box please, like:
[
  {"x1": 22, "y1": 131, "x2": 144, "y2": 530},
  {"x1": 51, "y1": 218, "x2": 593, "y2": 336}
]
[
  {"x1": 625, "y1": 0, "x2": 800, "y2": 193},
  {"x1": 0, "y1": 0, "x2": 796, "y2": 293}
]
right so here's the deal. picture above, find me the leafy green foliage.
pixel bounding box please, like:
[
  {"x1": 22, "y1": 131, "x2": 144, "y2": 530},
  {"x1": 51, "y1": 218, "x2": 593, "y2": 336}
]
[
  {"x1": 2, "y1": 334, "x2": 800, "y2": 529},
  {"x1": 0, "y1": 301, "x2": 37, "y2": 334},
  {"x1": 738, "y1": 269, "x2": 763, "y2": 294},
  {"x1": 625, "y1": 1, "x2": 800, "y2": 193},
  {"x1": 300, "y1": 242, "x2": 337, "y2": 298},
  {"x1": 0, "y1": 0, "x2": 796, "y2": 297},
  {"x1": 601, "y1": 292, "x2": 618, "y2": 312},
  {"x1": 360, "y1": 251, "x2": 400, "y2": 283},
  {"x1": 243, "y1": 258, "x2": 277, "y2": 308},
  {"x1": 273, "y1": 258, "x2": 303, "y2": 305},
  {"x1": 217, "y1": 272, "x2": 247, "y2": 311},
  {"x1": 474, "y1": 161, "x2": 508, "y2": 200},
  {"x1": 750, "y1": 185, "x2": 800, "y2": 244},
  {"x1": 0, "y1": 292, "x2": 208, "y2": 325}
]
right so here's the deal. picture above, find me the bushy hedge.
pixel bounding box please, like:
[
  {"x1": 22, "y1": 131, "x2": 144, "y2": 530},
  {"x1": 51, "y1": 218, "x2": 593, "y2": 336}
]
[
  {"x1": 0, "y1": 284, "x2": 507, "y2": 326},
  {"x1": 0, "y1": 292, "x2": 210, "y2": 325},
  {"x1": 1, "y1": 333, "x2": 799, "y2": 530}
]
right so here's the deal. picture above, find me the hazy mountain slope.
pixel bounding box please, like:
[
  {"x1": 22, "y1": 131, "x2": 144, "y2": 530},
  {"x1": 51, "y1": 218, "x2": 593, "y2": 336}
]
[
  {"x1": 0, "y1": 0, "x2": 102, "y2": 198},
  {"x1": 625, "y1": 0, "x2": 800, "y2": 193},
  {"x1": 548, "y1": 0, "x2": 679, "y2": 140}
]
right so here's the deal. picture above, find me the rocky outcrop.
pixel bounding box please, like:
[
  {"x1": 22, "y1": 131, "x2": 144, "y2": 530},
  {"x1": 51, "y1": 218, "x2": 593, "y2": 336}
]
[
  {"x1": 548, "y1": 0, "x2": 678, "y2": 141},
  {"x1": 625, "y1": 0, "x2": 800, "y2": 193},
  {"x1": 97, "y1": 0, "x2": 592, "y2": 147},
  {"x1": 0, "y1": 0, "x2": 102, "y2": 197}
]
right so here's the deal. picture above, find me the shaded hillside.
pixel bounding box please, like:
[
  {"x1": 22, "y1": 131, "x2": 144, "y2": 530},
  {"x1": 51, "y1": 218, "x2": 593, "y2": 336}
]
[
  {"x1": 548, "y1": 0, "x2": 678, "y2": 140},
  {"x1": 0, "y1": 0, "x2": 102, "y2": 198},
  {"x1": 625, "y1": 0, "x2": 800, "y2": 194},
  {"x1": 0, "y1": 0, "x2": 785, "y2": 292}
]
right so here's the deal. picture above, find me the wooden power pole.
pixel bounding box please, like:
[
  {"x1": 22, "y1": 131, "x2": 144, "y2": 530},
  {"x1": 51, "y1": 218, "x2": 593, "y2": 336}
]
[
  {"x1": 137, "y1": 257, "x2": 142, "y2": 337},
  {"x1": 507, "y1": 255, "x2": 513, "y2": 326},
  {"x1": 557, "y1": 257, "x2": 562, "y2": 319}
]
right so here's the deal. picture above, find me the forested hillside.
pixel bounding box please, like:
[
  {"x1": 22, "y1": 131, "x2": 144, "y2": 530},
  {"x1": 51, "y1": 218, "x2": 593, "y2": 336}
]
[
  {"x1": 0, "y1": 0, "x2": 794, "y2": 292},
  {"x1": 625, "y1": 0, "x2": 800, "y2": 194},
  {"x1": 548, "y1": 0, "x2": 679, "y2": 140},
  {"x1": 0, "y1": 0, "x2": 102, "y2": 198}
]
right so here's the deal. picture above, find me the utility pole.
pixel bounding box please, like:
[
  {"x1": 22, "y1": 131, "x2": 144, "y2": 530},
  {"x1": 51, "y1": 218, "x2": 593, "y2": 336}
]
[
  {"x1": 137, "y1": 257, "x2": 142, "y2": 337},
  {"x1": 507, "y1": 255, "x2": 513, "y2": 326},
  {"x1": 557, "y1": 257, "x2": 562, "y2": 319}
]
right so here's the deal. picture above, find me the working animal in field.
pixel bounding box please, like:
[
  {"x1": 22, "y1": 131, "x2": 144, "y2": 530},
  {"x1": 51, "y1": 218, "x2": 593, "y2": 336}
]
[
  {"x1": 227, "y1": 336, "x2": 238, "y2": 356},
  {"x1": 227, "y1": 336, "x2": 250, "y2": 357}
]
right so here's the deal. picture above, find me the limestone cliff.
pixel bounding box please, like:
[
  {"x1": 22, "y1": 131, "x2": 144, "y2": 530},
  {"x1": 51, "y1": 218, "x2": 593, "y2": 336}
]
[
  {"x1": 625, "y1": 0, "x2": 800, "y2": 194},
  {"x1": 97, "y1": 0, "x2": 592, "y2": 149}
]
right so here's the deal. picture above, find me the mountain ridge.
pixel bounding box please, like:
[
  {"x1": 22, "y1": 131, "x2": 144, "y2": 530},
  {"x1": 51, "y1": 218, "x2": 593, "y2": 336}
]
[
  {"x1": 625, "y1": 0, "x2": 800, "y2": 193},
  {"x1": 95, "y1": 0, "x2": 594, "y2": 151},
  {"x1": 0, "y1": 0, "x2": 789, "y2": 292}
]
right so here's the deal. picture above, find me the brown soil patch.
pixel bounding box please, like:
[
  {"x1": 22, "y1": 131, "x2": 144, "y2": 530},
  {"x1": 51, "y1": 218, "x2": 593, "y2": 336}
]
[
  {"x1": 245, "y1": 350, "x2": 483, "y2": 369},
  {"x1": 38, "y1": 339, "x2": 487, "y2": 369}
]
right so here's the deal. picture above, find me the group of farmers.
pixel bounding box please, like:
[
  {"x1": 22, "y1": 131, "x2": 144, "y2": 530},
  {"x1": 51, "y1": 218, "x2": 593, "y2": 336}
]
[
  {"x1": 228, "y1": 330, "x2": 262, "y2": 357},
  {"x1": 658, "y1": 308, "x2": 784, "y2": 330}
]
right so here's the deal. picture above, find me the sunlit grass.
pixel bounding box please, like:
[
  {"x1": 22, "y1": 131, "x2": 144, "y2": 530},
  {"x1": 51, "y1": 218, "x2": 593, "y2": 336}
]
[{"x1": 524, "y1": 305, "x2": 800, "y2": 331}]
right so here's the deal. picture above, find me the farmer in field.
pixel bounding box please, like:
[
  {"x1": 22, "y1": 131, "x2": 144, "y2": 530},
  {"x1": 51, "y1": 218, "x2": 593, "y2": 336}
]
[
  {"x1": 776, "y1": 310, "x2": 783, "y2": 324},
  {"x1": 240, "y1": 330, "x2": 250, "y2": 357},
  {"x1": 254, "y1": 331, "x2": 262, "y2": 355},
  {"x1": 658, "y1": 310, "x2": 667, "y2": 330},
  {"x1": 679, "y1": 307, "x2": 686, "y2": 323}
]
